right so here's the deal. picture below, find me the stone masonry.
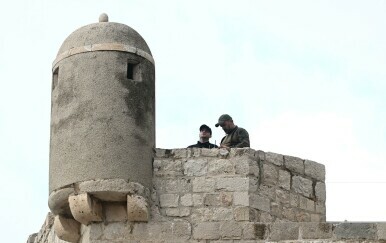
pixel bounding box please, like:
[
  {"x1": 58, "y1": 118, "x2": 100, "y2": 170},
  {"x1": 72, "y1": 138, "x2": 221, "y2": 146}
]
[{"x1": 29, "y1": 147, "x2": 386, "y2": 242}]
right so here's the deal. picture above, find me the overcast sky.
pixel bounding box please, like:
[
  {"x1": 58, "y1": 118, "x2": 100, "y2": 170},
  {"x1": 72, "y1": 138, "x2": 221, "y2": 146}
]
[{"x1": 1, "y1": 0, "x2": 386, "y2": 242}]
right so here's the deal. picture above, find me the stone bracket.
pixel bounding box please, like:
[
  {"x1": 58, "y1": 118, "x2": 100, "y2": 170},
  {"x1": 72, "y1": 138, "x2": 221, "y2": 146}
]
[
  {"x1": 53, "y1": 215, "x2": 80, "y2": 243},
  {"x1": 127, "y1": 195, "x2": 149, "y2": 222},
  {"x1": 69, "y1": 193, "x2": 103, "y2": 225}
]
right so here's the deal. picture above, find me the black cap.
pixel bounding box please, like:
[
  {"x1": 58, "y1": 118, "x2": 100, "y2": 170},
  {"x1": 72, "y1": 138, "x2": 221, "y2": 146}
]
[
  {"x1": 199, "y1": 124, "x2": 212, "y2": 135},
  {"x1": 215, "y1": 114, "x2": 233, "y2": 127}
]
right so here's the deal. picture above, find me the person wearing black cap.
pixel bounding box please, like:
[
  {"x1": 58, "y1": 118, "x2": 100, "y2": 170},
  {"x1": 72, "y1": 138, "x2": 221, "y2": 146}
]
[
  {"x1": 215, "y1": 114, "x2": 250, "y2": 148},
  {"x1": 187, "y1": 124, "x2": 218, "y2": 149}
]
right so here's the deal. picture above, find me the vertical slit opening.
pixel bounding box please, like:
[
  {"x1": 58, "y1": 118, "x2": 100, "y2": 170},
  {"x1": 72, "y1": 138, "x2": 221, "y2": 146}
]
[
  {"x1": 127, "y1": 63, "x2": 135, "y2": 79},
  {"x1": 127, "y1": 60, "x2": 142, "y2": 81},
  {"x1": 52, "y1": 67, "x2": 59, "y2": 91}
]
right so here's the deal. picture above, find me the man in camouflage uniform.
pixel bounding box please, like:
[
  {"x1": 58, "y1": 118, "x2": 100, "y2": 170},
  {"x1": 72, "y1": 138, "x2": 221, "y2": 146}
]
[{"x1": 215, "y1": 114, "x2": 250, "y2": 148}]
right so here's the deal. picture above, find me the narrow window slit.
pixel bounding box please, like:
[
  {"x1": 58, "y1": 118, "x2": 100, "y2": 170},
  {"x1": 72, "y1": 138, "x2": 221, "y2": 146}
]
[
  {"x1": 52, "y1": 67, "x2": 59, "y2": 91},
  {"x1": 127, "y1": 63, "x2": 135, "y2": 79},
  {"x1": 127, "y1": 60, "x2": 142, "y2": 81}
]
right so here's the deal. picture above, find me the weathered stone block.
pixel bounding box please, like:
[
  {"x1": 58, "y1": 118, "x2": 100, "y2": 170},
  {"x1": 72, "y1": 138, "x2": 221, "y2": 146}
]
[
  {"x1": 179, "y1": 178, "x2": 193, "y2": 193},
  {"x1": 315, "y1": 182, "x2": 326, "y2": 202},
  {"x1": 243, "y1": 223, "x2": 267, "y2": 240},
  {"x1": 278, "y1": 169, "x2": 291, "y2": 190},
  {"x1": 204, "y1": 194, "x2": 221, "y2": 206},
  {"x1": 334, "y1": 223, "x2": 377, "y2": 240},
  {"x1": 172, "y1": 220, "x2": 192, "y2": 240},
  {"x1": 154, "y1": 159, "x2": 183, "y2": 176},
  {"x1": 193, "y1": 222, "x2": 220, "y2": 240},
  {"x1": 202, "y1": 192, "x2": 232, "y2": 207},
  {"x1": 310, "y1": 213, "x2": 321, "y2": 222},
  {"x1": 89, "y1": 223, "x2": 103, "y2": 240},
  {"x1": 250, "y1": 194, "x2": 270, "y2": 212},
  {"x1": 233, "y1": 207, "x2": 249, "y2": 221},
  {"x1": 53, "y1": 215, "x2": 80, "y2": 243},
  {"x1": 271, "y1": 202, "x2": 281, "y2": 217},
  {"x1": 184, "y1": 158, "x2": 208, "y2": 176},
  {"x1": 216, "y1": 177, "x2": 249, "y2": 191},
  {"x1": 212, "y1": 207, "x2": 234, "y2": 221},
  {"x1": 233, "y1": 156, "x2": 250, "y2": 175},
  {"x1": 220, "y1": 221, "x2": 242, "y2": 239},
  {"x1": 292, "y1": 176, "x2": 313, "y2": 198},
  {"x1": 290, "y1": 193, "x2": 299, "y2": 207},
  {"x1": 159, "y1": 194, "x2": 179, "y2": 208},
  {"x1": 155, "y1": 148, "x2": 170, "y2": 158},
  {"x1": 377, "y1": 223, "x2": 386, "y2": 240},
  {"x1": 301, "y1": 222, "x2": 332, "y2": 239},
  {"x1": 315, "y1": 201, "x2": 326, "y2": 214},
  {"x1": 282, "y1": 206, "x2": 296, "y2": 221},
  {"x1": 262, "y1": 163, "x2": 278, "y2": 186},
  {"x1": 304, "y1": 159, "x2": 325, "y2": 181},
  {"x1": 269, "y1": 222, "x2": 299, "y2": 241},
  {"x1": 284, "y1": 155, "x2": 304, "y2": 174},
  {"x1": 295, "y1": 211, "x2": 310, "y2": 222},
  {"x1": 248, "y1": 177, "x2": 259, "y2": 193},
  {"x1": 208, "y1": 159, "x2": 235, "y2": 175},
  {"x1": 276, "y1": 189, "x2": 290, "y2": 205},
  {"x1": 165, "y1": 207, "x2": 190, "y2": 217},
  {"x1": 69, "y1": 193, "x2": 103, "y2": 225},
  {"x1": 201, "y1": 148, "x2": 219, "y2": 157},
  {"x1": 299, "y1": 196, "x2": 315, "y2": 211},
  {"x1": 193, "y1": 177, "x2": 215, "y2": 192},
  {"x1": 103, "y1": 222, "x2": 129, "y2": 240},
  {"x1": 258, "y1": 184, "x2": 275, "y2": 199},
  {"x1": 127, "y1": 195, "x2": 149, "y2": 222},
  {"x1": 265, "y1": 152, "x2": 284, "y2": 166},
  {"x1": 191, "y1": 208, "x2": 213, "y2": 222},
  {"x1": 172, "y1": 149, "x2": 188, "y2": 158},
  {"x1": 259, "y1": 211, "x2": 274, "y2": 223},
  {"x1": 104, "y1": 203, "x2": 127, "y2": 222},
  {"x1": 234, "y1": 191, "x2": 249, "y2": 206},
  {"x1": 157, "y1": 178, "x2": 178, "y2": 193},
  {"x1": 180, "y1": 193, "x2": 193, "y2": 206},
  {"x1": 192, "y1": 194, "x2": 204, "y2": 206}
]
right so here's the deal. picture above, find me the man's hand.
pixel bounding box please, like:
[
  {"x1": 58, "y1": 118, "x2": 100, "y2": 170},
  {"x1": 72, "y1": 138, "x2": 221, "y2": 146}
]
[{"x1": 219, "y1": 144, "x2": 230, "y2": 149}]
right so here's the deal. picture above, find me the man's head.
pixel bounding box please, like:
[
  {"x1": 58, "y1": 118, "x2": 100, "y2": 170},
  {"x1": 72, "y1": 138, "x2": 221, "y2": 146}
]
[
  {"x1": 199, "y1": 124, "x2": 212, "y2": 141},
  {"x1": 215, "y1": 114, "x2": 235, "y2": 133}
]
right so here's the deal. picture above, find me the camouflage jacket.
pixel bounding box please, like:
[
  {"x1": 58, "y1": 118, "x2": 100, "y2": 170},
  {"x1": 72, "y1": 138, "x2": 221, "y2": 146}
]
[{"x1": 220, "y1": 126, "x2": 250, "y2": 148}]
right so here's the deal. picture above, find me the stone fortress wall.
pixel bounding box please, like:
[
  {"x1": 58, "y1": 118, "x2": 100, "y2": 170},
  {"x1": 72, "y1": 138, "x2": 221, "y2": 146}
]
[
  {"x1": 29, "y1": 148, "x2": 386, "y2": 242},
  {"x1": 28, "y1": 14, "x2": 386, "y2": 243}
]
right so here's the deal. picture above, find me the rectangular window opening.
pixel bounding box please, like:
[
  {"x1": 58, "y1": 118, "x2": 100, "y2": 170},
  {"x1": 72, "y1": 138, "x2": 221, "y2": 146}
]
[
  {"x1": 127, "y1": 60, "x2": 142, "y2": 81},
  {"x1": 52, "y1": 67, "x2": 59, "y2": 91},
  {"x1": 127, "y1": 63, "x2": 135, "y2": 80}
]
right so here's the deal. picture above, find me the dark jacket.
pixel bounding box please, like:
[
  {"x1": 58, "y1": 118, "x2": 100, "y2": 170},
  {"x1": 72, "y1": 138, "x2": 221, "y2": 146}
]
[
  {"x1": 188, "y1": 141, "x2": 218, "y2": 149},
  {"x1": 220, "y1": 126, "x2": 250, "y2": 148}
]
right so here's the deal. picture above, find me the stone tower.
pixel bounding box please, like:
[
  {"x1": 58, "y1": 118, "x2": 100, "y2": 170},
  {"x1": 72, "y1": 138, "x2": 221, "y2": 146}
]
[{"x1": 48, "y1": 13, "x2": 155, "y2": 241}]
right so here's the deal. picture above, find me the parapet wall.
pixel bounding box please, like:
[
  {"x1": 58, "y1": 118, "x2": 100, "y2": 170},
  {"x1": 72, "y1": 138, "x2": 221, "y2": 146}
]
[
  {"x1": 153, "y1": 148, "x2": 326, "y2": 223},
  {"x1": 30, "y1": 148, "x2": 386, "y2": 242}
]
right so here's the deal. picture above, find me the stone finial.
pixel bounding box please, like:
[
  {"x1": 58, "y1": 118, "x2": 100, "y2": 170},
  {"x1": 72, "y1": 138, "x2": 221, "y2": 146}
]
[{"x1": 99, "y1": 13, "x2": 109, "y2": 22}]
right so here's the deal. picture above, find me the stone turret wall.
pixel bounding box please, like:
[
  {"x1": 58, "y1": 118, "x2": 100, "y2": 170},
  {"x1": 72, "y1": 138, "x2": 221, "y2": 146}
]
[{"x1": 153, "y1": 148, "x2": 326, "y2": 223}]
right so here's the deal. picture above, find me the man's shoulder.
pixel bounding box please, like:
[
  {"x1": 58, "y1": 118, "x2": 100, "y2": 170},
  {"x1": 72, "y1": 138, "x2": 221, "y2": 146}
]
[
  {"x1": 236, "y1": 126, "x2": 248, "y2": 133},
  {"x1": 209, "y1": 143, "x2": 219, "y2": 148},
  {"x1": 187, "y1": 143, "x2": 199, "y2": 148}
]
